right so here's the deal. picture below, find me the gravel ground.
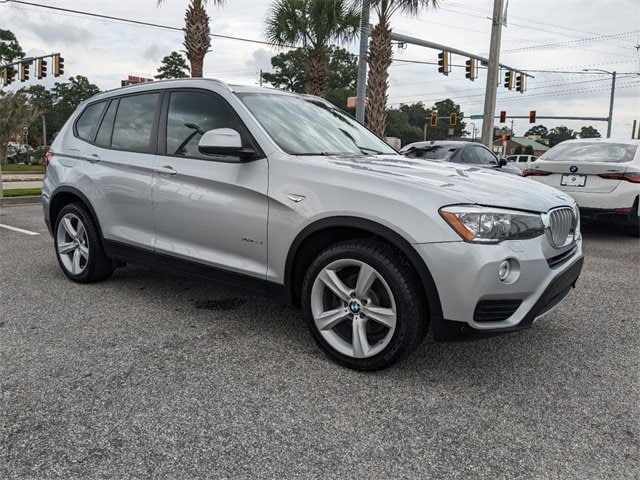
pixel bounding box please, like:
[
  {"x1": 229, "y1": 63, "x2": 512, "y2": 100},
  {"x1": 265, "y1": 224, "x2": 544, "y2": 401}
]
[{"x1": 1, "y1": 204, "x2": 638, "y2": 479}]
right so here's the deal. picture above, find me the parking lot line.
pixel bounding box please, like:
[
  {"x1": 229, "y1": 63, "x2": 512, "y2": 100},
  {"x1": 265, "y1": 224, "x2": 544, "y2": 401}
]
[{"x1": 0, "y1": 223, "x2": 40, "y2": 236}]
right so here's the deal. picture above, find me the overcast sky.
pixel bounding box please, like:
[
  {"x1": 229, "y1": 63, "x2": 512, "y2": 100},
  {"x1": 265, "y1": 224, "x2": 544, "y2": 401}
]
[{"x1": 2, "y1": 0, "x2": 639, "y2": 139}]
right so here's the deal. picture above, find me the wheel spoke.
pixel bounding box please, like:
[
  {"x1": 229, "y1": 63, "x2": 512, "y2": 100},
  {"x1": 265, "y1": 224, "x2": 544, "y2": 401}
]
[
  {"x1": 315, "y1": 307, "x2": 349, "y2": 331},
  {"x1": 318, "y1": 268, "x2": 351, "y2": 300},
  {"x1": 355, "y1": 263, "x2": 377, "y2": 298},
  {"x1": 364, "y1": 305, "x2": 396, "y2": 329},
  {"x1": 76, "y1": 222, "x2": 87, "y2": 243},
  {"x1": 72, "y1": 249, "x2": 82, "y2": 275},
  {"x1": 58, "y1": 242, "x2": 76, "y2": 255},
  {"x1": 351, "y1": 316, "x2": 370, "y2": 358},
  {"x1": 78, "y1": 244, "x2": 89, "y2": 260},
  {"x1": 62, "y1": 217, "x2": 77, "y2": 239}
]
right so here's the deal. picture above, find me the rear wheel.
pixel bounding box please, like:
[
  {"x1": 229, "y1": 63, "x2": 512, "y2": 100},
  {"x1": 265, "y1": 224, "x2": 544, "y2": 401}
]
[
  {"x1": 302, "y1": 239, "x2": 427, "y2": 371},
  {"x1": 54, "y1": 203, "x2": 114, "y2": 283}
]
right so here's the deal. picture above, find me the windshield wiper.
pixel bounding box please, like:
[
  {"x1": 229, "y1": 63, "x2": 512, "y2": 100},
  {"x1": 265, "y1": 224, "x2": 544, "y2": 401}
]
[{"x1": 357, "y1": 146, "x2": 385, "y2": 155}]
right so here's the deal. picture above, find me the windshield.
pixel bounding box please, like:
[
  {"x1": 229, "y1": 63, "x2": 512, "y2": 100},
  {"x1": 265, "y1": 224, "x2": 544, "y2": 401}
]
[
  {"x1": 237, "y1": 93, "x2": 398, "y2": 156},
  {"x1": 540, "y1": 142, "x2": 638, "y2": 163}
]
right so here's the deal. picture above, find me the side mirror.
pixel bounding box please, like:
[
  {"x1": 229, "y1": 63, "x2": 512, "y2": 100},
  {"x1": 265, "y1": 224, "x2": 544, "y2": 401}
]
[
  {"x1": 198, "y1": 128, "x2": 256, "y2": 160},
  {"x1": 499, "y1": 158, "x2": 508, "y2": 166}
]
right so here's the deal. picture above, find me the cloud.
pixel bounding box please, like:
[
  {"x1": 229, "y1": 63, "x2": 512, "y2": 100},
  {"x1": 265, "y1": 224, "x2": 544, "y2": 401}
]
[
  {"x1": 245, "y1": 48, "x2": 274, "y2": 69},
  {"x1": 27, "y1": 21, "x2": 94, "y2": 46},
  {"x1": 143, "y1": 44, "x2": 176, "y2": 62}
]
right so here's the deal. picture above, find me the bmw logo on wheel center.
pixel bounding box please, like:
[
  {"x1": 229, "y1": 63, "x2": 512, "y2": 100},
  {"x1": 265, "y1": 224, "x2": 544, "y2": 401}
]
[
  {"x1": 570, "y1": 165, "x2": 579, "y2": 173},
  {"x1": 349, "y1": 301, "x2": 361, "y2": 314}
]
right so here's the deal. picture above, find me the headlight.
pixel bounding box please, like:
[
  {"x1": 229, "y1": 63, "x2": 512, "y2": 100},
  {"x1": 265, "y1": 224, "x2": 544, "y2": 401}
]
[{"x1": 440, "y1": 205, "x2": 544, "y2": 243}]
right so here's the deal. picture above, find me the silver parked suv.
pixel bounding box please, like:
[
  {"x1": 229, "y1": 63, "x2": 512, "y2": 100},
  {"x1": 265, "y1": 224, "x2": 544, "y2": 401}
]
[{"x1": 43, "y1": 79, "x2": 584, "y2": 370}]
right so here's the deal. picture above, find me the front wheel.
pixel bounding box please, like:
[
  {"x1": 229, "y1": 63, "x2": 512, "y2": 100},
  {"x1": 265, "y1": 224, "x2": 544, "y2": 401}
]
[
  {"x1": 54, "y1": 203, "x2": 114, "y2": 283},
  {"x1": 302, "y1": 239, "x2": 427, "y2": 371}
]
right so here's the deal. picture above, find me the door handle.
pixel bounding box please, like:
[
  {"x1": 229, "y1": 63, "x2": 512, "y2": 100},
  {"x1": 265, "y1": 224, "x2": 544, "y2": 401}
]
[
  {"x1": 88, "y1": 154, "x2": 101, "y2": 163},
  {"x1": 154, "y1": 166, "x2": 177, "y2": 176}
]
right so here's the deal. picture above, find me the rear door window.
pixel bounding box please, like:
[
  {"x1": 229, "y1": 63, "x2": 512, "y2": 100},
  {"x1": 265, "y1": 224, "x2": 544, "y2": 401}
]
[{"x1": 111, "y1": 93, "x2": 160, "y2": 153}]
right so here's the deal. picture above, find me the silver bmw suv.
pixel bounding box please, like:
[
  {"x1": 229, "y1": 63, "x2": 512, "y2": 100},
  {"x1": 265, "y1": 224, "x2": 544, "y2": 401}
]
[{"x1": 43, "y1": 79, "x2": 584, "y2": 370}]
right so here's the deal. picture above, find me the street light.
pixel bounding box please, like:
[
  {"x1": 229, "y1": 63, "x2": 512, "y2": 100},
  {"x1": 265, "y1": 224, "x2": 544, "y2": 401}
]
[{"x1": 583, "y1": 68, "x2": 616, "y2": 138}]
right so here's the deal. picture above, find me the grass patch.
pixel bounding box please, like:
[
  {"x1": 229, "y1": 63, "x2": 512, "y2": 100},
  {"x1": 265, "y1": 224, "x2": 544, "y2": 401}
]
[
  {"x1": 1, "y1": 164, "x2": 45, "y2": 173},
  {"x1": 3, "y1": 187, "x2": 42, "y2": 197}
]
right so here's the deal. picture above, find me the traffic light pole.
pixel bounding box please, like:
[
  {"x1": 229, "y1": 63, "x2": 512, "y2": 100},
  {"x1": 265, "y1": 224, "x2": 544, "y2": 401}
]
[
  {"x1": 481, "y1": 0, "x2": 504, "y2": 148},
  {"x1": 606, "y1": 71, "x2": 616, "y2": 138}
]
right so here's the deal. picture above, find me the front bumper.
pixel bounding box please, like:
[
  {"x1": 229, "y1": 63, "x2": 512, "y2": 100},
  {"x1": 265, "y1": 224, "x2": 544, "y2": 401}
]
[{"x1": 415, "y1": 235, "x2": 584, "y2": 342}]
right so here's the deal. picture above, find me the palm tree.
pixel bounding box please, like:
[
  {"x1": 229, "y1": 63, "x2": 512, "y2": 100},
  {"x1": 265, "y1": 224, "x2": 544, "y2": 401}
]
[
  {"x1": 157, "y1": 0, "x2": 225, "y2": 78},
  {"x1": 265, "y1": 0, "x2": 360, "y2": 97},
  {"x1": 366, "y1": 0, "x2": 438, "y2": 136}
]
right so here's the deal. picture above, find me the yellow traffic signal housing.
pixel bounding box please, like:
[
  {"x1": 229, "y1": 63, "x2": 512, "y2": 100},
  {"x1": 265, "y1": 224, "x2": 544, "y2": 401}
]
[
  {"x1": 1, "y1": 68, "x2": 9, "y2": 86},
  {"x1": 516, "y1": 74, "x2": 526, "y2": 93},
  {"x1": 504, "y1": 71, "x2": 514, "y2": 90},
  {"x1": 53, "y1": 54, "x2": 65, "y2": 77},
  {"x1": 449, "y1": 112, "x2": 457, "y2": 126},
  {"x1": 430, "y1": 113, "x2": 438, "y2": 127},
  {"x1": 37, "y1": 58, "x2": 48, "y2": 79},
  {"x1": 20, "y1": 62, "x2": 30, "y2": 82},
  {"x1": 465, "y1": 58, "x2": 476, "y2": 81},
  {"x1": 438, "y1": 51, "x2": 450, "y2": 76}
]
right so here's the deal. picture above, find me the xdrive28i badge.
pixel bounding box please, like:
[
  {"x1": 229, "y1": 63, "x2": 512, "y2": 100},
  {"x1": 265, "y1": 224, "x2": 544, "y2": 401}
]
[{"x1": 570, "y1": 165, "x2": 579, "y2": 173}]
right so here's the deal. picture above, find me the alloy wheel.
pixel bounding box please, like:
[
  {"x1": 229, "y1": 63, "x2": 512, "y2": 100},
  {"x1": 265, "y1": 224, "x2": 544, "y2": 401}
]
[{"x1": 310, "y1": 259, "x2": 397, "y2": 359}]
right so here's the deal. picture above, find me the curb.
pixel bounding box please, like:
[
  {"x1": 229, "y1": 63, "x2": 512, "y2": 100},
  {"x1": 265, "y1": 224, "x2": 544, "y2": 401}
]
[{"x1": 0, "y1": 196, "x2": 41, "y2": 206}]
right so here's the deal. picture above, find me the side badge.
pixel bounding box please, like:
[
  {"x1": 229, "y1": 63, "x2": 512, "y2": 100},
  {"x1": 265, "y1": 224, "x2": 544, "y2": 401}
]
[{"x1": 286, "y1": 193, "x2": 305, "y2": 203}]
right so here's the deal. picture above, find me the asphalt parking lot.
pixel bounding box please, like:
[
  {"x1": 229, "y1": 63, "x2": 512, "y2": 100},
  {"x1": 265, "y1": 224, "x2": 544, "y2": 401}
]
[{"x1": 1, "y1": 203, "x2": 638, "y2": 479}]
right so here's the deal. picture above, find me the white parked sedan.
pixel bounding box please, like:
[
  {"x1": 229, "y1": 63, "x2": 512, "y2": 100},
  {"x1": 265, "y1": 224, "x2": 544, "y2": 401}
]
[{"x1": 522, "y1": 138, "x2": 640, "y2": 236}]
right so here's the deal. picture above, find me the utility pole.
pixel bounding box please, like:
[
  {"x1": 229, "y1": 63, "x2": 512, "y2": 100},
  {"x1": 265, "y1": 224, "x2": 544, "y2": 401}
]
[
  {"x1": 607, "y1": 71, "x2": 616, "y2": 138},
  {"x1": 42, "y1": 115, "x2": 47, "y2": 146},
  {"x1": 355, "y1": 0, "x2": 370, "y2": 124},
  {"x1": 481, "y1": 0, "x2": 505, "y2": 147}
]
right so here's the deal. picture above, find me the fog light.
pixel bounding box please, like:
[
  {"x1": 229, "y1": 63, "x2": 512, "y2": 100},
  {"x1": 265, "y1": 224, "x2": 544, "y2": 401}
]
[{"x1": 498, "y1": 260, "x2": 511, "y2": 280}]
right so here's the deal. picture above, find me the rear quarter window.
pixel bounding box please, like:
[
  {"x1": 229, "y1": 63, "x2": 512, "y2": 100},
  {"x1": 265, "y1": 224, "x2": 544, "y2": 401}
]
[{"x1": 75, "y1": 101, "x2": 107, "y2": 141}]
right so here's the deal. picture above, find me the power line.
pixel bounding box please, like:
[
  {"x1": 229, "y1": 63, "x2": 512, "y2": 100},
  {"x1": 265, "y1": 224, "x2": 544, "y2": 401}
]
[
  {"x1": 3, "y1": 0, "x2": 284, "y2": 48},
  {"x1": 388, "y1": 80, "x2": 640, "y2": 107}
]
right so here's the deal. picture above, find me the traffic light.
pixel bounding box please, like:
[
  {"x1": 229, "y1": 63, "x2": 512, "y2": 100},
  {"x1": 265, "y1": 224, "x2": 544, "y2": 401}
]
[
  {"x1": 20, "y1": 62, "x2": 30, "y2": 82},
  {"x1": 37, "y1": 58, "x2": 48, "y2": 79},
  {"x1": 449, "y1": 112, "x2": 457, "y2": 126},
  {"x1": 438, "y1": 51, "x2": 449, "y2": 76},
  {"x1": 499, "y1": 111, "x2": 507, "y2": 123},
  {"x1": 516, "y1": 73, "x2": 526, "y2": 93},
  {"x1": 1, "y1": 67, "x2": 11, "y2": 86},
  {"x1": 430, "y1": 113, "x2": 438, "y2": 127},
  {"x1": 465, "y1": 58, "x2": 476, "y2": 81},
  {"x1": 504, "y1": 70, "x2": 514, "y2": 90},
  {"x1": 53, "y1": 54, "x2": 64, "y2": 77},
  {"x1": 529, "y1": 110, "x2": 536, "y2": 123}
]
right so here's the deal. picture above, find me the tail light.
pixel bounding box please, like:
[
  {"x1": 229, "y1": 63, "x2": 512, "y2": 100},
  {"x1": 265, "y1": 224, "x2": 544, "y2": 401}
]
[
  {"x1": 598, "y1": 171, "x2": 640, "y2": 183},
  {"x1": 44, "y1": 148, "x2": 54, "y2": 169},
  {"x1": 521, "y1": 169, "x2": 551, "y2": 177}
]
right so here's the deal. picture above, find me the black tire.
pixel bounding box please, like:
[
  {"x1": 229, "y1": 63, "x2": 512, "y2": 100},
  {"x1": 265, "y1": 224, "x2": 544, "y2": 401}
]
[
  {"x1": 54, "y1": 203, "x2": 114, "y2": 283},
  {"x1": 301, "y1": 238, "x2": 428, "y2": 371}
]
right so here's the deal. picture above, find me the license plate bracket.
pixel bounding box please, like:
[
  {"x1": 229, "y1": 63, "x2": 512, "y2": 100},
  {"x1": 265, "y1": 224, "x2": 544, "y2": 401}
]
[{"x1": 561, "y1": 174, "x2": 586, "y2": 187}]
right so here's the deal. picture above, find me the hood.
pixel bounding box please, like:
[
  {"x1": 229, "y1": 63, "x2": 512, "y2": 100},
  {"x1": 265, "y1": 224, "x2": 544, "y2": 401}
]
[{"x1": 304, "y1": 154, "x2": 575, "y2": 213}]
